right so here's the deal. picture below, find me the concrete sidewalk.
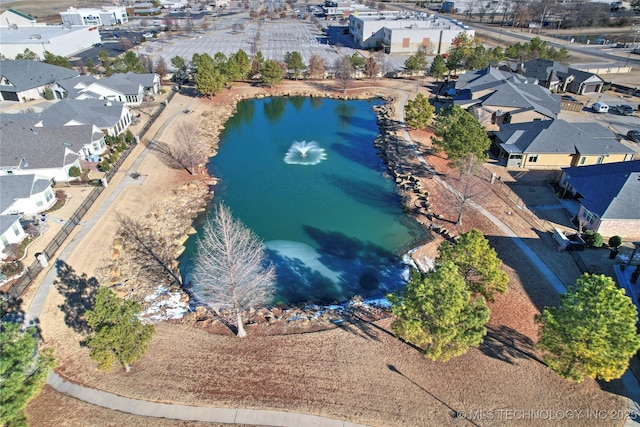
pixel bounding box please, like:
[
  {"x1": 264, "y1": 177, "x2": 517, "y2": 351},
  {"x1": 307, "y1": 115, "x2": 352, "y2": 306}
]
[{"x1": 49, "y1": 372, "x2": 367, "y2": 427}]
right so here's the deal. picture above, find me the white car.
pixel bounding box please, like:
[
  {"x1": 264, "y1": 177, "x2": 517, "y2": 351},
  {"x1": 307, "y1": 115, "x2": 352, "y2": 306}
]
[
  {"x1": 592, "y1": 102, "x2": 609, "y2": 113},
  {"x1": 143, "y1": 32, "x2": 154, "y2": 38}
]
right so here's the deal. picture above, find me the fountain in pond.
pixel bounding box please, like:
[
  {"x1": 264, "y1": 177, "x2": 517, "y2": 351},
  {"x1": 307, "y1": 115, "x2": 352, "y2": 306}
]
[{"x1": 284, "y1": 141, "x2": 327, "y2": 165}]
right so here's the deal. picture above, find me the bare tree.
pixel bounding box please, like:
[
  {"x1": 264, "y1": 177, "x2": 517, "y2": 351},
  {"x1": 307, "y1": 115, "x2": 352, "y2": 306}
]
[
  {"x1": 334, "y1": 55, "x2": 353, "y2": 93},
  {"x1": 453, "y1": 155, "x2": 483, "y2": 226},
  {"x1": 192, "y1": 204, "x2": 276, "y2": 337},
  {"x1": 306, "y1": 54, "x2": 325, "y2": 79},
  {"x1": 140, "y1": 54, "x2": 154, "y2": 73},
  {"x1": 172, "y1": 122, "x2": 208, "y2": 174},
  {"x1": 364, "y1": 55, "x2": 381, "y2": 80},
  {"x1": 155, "y1": 56, "x2": 168, "y2": 83}
]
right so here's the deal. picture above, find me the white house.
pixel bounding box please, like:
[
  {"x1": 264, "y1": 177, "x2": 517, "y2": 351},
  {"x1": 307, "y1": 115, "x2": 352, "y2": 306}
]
[
  {"x1": 348, "y1": 11, "x2": 474, "y2": 54},
  {"x1": 60, "y1": 6, "x2": 129, "y2": 27},
  {"x1": 34, "y1": 98, "x2": 132, "y2": 137},
  {"x1": 0, "y1": 215, "x2": 26, "y2": 259},
  {"x1": 0, "y1": 175, "x2": 56, "y2": 216},
  {"x1": 0, "y1": 60, "x2": 79, "y2": 102},
  {"x1": 53, "y1": 73, "x2": 160, "y2": 106},
  {"x1": 0, "y1": 122, "x2": 103, "y2": 182}
]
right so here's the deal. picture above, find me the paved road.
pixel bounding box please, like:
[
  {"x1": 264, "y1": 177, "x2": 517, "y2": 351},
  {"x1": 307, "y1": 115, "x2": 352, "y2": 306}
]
[{"x1": 466, "y1": 22, "x2": 640, "y2": 67}]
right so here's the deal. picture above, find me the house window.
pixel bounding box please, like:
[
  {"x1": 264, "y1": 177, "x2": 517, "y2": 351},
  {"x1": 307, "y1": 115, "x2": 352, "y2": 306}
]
[
  {"x1": 12, "y1": 223, "x2": 20, "y2": 237},
  {"x1": 36, "y1": 199, "x2": 44, "y2": 207},
  {"x1": 45, "y1": 189, "x2": 53, "y2": 202},
  {"x1": 402, "y1": 38, "x2": 410, "y2": 48},
  {"x1": 583, "y1": 210, "x2": 595, "y2": 224},
  {"x1": 528, "y1": 155, "x2": 538, "y2": 163},
  {"x1": 1, "y1": 234, "x2": 8, "y2": 247},
  {"x1": 597, "y1": 156, "x2": 604, "y2": 164},
  {"x1": 579, "y1": 157, "x2": 586, "y2": 165}
]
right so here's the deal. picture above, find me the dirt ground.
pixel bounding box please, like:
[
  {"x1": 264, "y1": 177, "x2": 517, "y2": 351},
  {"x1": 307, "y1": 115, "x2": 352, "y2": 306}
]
[{"x1": 19, "y1": 78, "x2": 631, "y2": 426}]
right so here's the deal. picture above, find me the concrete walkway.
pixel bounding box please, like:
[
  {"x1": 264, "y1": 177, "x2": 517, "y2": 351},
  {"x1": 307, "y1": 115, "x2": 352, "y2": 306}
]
[{"x1": 49, "y1": 372, "x2": 366, "y2": 427}]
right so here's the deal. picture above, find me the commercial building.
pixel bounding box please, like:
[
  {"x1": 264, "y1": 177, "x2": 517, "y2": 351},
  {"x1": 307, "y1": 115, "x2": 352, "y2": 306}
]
[
  {"x1": 348, "y1": 11, "x2": 473, "y2": 54},
  {"x1": 59, "y1": 6, "x2": 129, "y2": 27},
  {"x1": 0, "y1": 25, "x2": 101, "y2": 59}
]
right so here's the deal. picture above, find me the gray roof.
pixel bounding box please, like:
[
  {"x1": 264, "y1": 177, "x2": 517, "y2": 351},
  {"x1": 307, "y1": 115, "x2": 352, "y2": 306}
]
[
  {"x1": 496, "y1": 119, "x2": 635, "y2": 155},
  {"x1": 38, "y1": 98, "x2": 126, "y2": 129},
  {"x1": 0, "y1": 214, "x2": 20, "y2": 237},
  {"x1": 123, "y1": 71, "x2": 157, "y2": 89},
  {"x1": 454, "y1": 67, "x2": 560, "y2": 119},
  {"x1": 561, "y1": 160, "x2": 640, "y2": 219},
  {"x1": 0, "y1": 174, "x2": 51, "y2": 214},
  {"x1": 521, "y1": 59, "x2": 569, "y2": 85},
  {"x1": 0, "y1": 60, "x2": 78, "y2": 93},
  {"x1": 55, "y1": 75, "x2": 99, "y2": 98},
  {"x1": 0, "y1": 122, "x2": 93, "y2": 170},
  {"x1": 93, "y1": 74, "x2": 142, "y2": 95},
  {"x1": 568, "y1": 67, "x2": 604, "y2": 85}
]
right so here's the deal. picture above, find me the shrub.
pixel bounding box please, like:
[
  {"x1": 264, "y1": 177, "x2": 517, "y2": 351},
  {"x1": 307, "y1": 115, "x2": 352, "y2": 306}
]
[
  {"x1": 582, "y1": 230, "x2": 604, "y2": 248},
  {"x1": 99, "y1": 160, "x2": 111, "y2": 171},
  {"x1": 1, "y1": 260, "x2": 24, "y2": 276},
  {"x1": 68, "y1": 166, "x2": 82, "y2": 177},
  {"x1": 125, "y1": 130, "x2": 135, "y2": 144},
  {"x1": 608, "y1": 235, "x2": 622, "y2": 248}
]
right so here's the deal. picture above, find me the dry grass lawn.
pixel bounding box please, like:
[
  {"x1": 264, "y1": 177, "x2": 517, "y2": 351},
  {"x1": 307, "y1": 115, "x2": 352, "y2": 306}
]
[{"x1": 25, "y1": 80, "x2": 629, "y2": 426}]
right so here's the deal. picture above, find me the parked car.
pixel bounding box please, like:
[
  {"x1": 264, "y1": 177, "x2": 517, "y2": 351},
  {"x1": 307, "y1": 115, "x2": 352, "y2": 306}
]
[
  {"x1": 561, "y1": 95, "x2": 579, "y2": 102},
  {"x1": 616, "y1": 104, "x2": 635, "y2": 115},
  {"x1": 143, "y1": 32, "x2": 154, "y2": 38},
  {"x1": 627, "y1": 130, "x2": 640, "y2": 143},
  {"x1": 112, "y1": 33, "x2": 120, "y2": 38},
  {"x1": 592, "y1": 102, "x2": 609, "y2": 113},
  {"x1": 92, "y1": 42, "x2": 103, "y2": 47}
]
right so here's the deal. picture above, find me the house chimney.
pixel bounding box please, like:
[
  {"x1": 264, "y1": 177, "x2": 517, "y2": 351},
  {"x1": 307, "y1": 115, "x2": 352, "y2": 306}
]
[{"x1": 105, "y1": 101, "x2": 112, "y2": 106}]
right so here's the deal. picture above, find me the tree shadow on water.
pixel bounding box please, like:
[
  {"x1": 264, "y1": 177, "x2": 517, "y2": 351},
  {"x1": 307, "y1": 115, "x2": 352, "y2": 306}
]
[
  {"x1": 479, "y1": 325, "x2": 544, "y2": 365},
  {"x1": 54, "y1": 260, "x2": 99, "y2": 335}
]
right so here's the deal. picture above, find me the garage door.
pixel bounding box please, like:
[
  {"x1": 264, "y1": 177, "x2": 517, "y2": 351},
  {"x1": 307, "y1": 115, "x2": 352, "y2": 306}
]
[
  {"x1": 1, "y1": 91, "x2": 19, "y2": 101},
  {"x1": 582, "y1": 83, "x2": 599, "y2": 94}
]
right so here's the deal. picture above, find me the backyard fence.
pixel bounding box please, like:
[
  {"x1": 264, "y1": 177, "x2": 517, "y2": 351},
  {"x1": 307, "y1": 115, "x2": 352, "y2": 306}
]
[{"x1": 6, "y1": 89, "x2": 177, "y2": 298}]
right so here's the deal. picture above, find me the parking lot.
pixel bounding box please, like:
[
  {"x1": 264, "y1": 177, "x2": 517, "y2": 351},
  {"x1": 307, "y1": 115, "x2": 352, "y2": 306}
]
[{"x1": 558, "y1": 91, "x2": 640, "y2": 145}]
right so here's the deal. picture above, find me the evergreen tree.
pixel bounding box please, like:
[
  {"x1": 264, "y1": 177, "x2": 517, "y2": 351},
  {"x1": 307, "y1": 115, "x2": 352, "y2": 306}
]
[
  {"x1": 537, "y1": 274, "x2": 640, "y2": 382},
  {"x1": 437, "y1": 229, "x2": 508, "y2": 301},
  {"x1": 250, "y1": 51, "x2": 265, "y2": 80},
  {"x1": 171, "y1": 55, "x2": 189, "y2": 83},
  {"x1": 349, "y1": 52, "x2": 366, "y2": 71},
  {"x1": 122, "y1": 51, "x2": 146, "y2": 73},
  {"x1": 86, "y1": 58, "x2": 97, "y2": 75},
  {"x1": 228, "y1": 49, "x2": 251, "y2": 81},
  {"x1": 261, "y1": 59, "x2": 284, "y2": 87},
  {"x1": 194, "y1": 53, "x2": 226, "y2": 98},
  {"x1": 14, "y1": 48, "x2": 39, "y2": 61},
  {"x1": 404, "y1": 50, "x2": 428, "y2": 76},
  {"x1": 432, "y1": 105, "x2": 491, "y2": 168},
  {"x1": 404, "y1": 93, "x2": 435, "y2": 130},
  {"x1": 389, "y1": 263, "x2": 490, "y2": 361},
  {"x1": 42, "y1": 51, "x2": 73, "y2": 69},
  {"x1": 85, "y1": 287, "x2": 155, "y2": 372},
  {"x1": 445, "y1": 32, "x2": 474, "y2": 74},
  {"x1": 284, "y1": 51, "x2": 306, "y2": 79},
  {"x1": 429, "y1": 54, "x2": 447, "y2": 82},
  {"x1": 1, "y1": 322, "x2": 55, "y2": 426}
]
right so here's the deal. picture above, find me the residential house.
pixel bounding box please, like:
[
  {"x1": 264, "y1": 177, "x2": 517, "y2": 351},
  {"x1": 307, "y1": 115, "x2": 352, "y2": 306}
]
[
  {"x1": 0, "y1": 122, "x2": 104, "y2": 182},
  {"x1": 53, "y1": 72, "x2": 159, "y2": 105},
  {"x1": 34, "y1": 98, "x2": 132, "y2": 137},
  {"x1": 453, "y1": 67, "x2": 561, "y2": 129},
  {"x1": 0, "y1": 60, "x2": 79, "y2": 102},
  {"x1": 494, "y1": 119, "x2": 636, "y2": 169},
  {"x1": 559, "y1": 160, "x2": 640, "y2": 237},
  {"x1": 0, "y1": 174, "x2": 56, "y2": 216},
  {"x1": 519, "y1": 59, "x2": 604, "y2": 95},
  {"x1": 0, "y1": 215, "x2": 26, "y2": 259}
]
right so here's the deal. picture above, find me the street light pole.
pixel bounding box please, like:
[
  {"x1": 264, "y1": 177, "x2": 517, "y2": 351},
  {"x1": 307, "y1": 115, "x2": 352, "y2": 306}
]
[{"x1": 625, "y1": 29, "x2": 639, "y2": 67}]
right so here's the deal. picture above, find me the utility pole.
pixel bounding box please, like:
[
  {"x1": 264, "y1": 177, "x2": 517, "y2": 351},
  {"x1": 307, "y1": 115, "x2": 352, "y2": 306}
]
[{"x1": 625, "y1": 29, "x2": 639, "y2": 67}]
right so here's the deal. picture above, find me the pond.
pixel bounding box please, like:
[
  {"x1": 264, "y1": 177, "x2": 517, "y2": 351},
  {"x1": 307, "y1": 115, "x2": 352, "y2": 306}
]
[{"x1": 180, "y1": 96, "x2": 429, "y2": 304}]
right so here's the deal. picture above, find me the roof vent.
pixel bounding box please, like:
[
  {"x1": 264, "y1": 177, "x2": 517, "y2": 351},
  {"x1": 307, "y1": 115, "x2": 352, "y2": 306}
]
[
  {"x1": 30, "y1": 34, "x2": 41, "y2": 39},
  {"x1": 105, "y1": 101, "x2": 112, "y2": 106}
]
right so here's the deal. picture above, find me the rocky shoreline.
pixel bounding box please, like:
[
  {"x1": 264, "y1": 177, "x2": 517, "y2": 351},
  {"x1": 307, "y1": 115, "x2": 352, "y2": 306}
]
[{"x1": 96, "y1": 86, "x2": 446, "y2": 327}]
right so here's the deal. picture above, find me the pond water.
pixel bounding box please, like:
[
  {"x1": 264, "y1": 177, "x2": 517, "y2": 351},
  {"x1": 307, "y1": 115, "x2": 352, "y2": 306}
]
[{"x1": 180, "y1": 97, "x2": 429, "y2": 304}]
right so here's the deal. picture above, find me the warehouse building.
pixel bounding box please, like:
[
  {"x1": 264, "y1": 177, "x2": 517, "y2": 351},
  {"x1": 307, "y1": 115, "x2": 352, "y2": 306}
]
[{"x1": 348, "y1": 11, "x2": 473, "y2": 54}]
